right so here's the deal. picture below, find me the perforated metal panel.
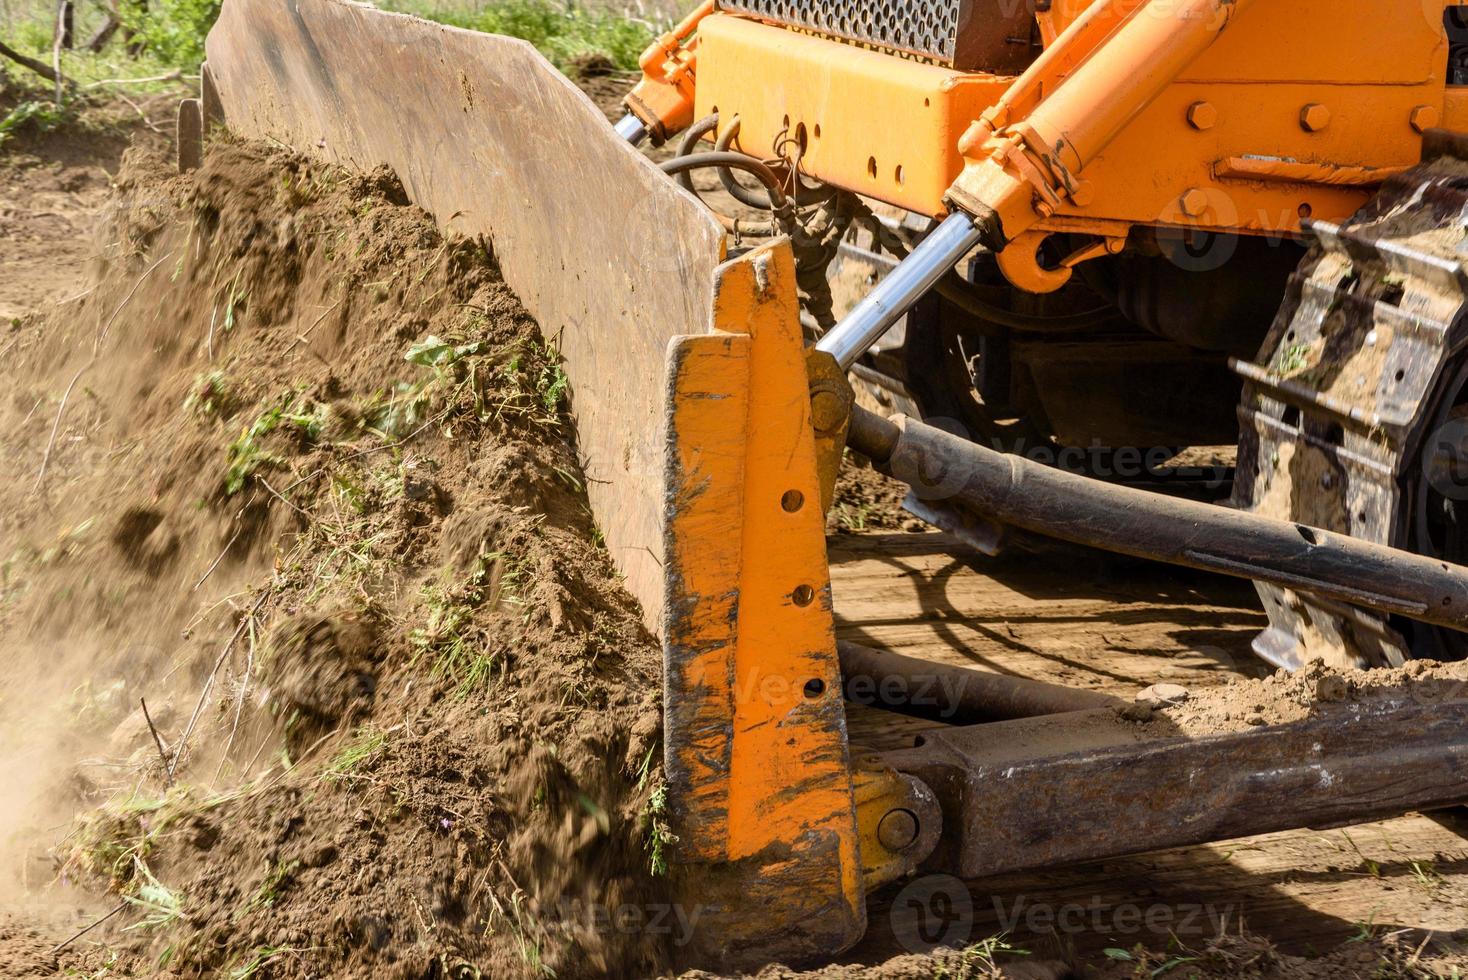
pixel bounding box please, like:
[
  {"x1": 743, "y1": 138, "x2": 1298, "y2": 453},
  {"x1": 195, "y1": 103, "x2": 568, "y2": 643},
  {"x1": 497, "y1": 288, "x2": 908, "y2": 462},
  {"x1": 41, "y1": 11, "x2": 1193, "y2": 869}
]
[{"x1": 717, "y1": 0, "x2": 1037, "y2": 71}]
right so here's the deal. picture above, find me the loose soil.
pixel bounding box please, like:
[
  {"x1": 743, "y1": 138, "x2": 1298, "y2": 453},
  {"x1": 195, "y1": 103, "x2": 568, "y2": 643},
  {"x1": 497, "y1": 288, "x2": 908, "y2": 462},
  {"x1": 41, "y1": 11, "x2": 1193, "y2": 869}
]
[{"x1": 0, "y1": 128, "x2": 667, "y2": 978}]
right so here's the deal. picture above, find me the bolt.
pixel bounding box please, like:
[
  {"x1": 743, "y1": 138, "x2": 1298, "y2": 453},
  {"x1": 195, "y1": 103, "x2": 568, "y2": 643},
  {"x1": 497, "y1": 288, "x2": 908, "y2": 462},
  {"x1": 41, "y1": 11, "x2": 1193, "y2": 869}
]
[
  {"x1": 1411, "y1": 105, "x2": 1441, "y2": 134},
  {"x1": 1186, "y1": 101, "x2": 1217, "y2": 131},
  {"x1": 1300, "y1": 103, "x2": 1331, "y2": 132},
  {"x1": 1179, "y1": 188, "x2": 1209, "y2": 218},
  {"x1": 877, "y1": 808, "x2": 919, "y2": 852},
  {"x1": 810, "y1": 388, "x2": 846, "y2": 434}
]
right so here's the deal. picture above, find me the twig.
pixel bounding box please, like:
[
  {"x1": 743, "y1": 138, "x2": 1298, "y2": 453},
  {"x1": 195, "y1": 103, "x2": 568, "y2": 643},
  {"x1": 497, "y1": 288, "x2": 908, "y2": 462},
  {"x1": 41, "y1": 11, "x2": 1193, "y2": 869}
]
[
  {"x1": 84, "y1": 68, "x2": 182, "y2": 89},
  {"x1": 168, "y1": 592, "x2": 269, "y2": 781},
  {"x1": 257, "y1": 475, "x2": 310, "y2": 519},
  {"x1": 35, "y1": 254, "x2": 173, "y2": 490},
  {"x1": 213, "y1": 614, "x2": 258, "y2": 782},
  {"x1": 50, "y1": 900, "x2": 127, "y2": 953},
  {"x1": 139, "y1": 697, "x2": 173, "y2": 788},
  {"x1": 97, "y1": 253, "x2": 172, "y2": 353},
  {"x1": 112, "y1": 89, "x2": 162, "y2": 135},
  {"x1": 191, "y1": 525, "x2": 242, "y2": 591},
  {"x1": 283, "y1": 299, "x2": 342, "y2": 354},
  {"x1": 33, "y1": 364, "x2": 90, "y2": 491},
  {"x1": 52, "y1": 0, "x2": 65, "y2": 105}
]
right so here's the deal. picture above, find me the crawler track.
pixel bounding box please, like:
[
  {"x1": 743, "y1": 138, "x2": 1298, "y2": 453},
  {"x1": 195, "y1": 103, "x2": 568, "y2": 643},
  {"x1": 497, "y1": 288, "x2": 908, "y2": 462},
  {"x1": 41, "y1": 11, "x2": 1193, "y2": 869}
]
[{"x1": 1234, "y1": 154, "x2": 1468, "y2": 667}]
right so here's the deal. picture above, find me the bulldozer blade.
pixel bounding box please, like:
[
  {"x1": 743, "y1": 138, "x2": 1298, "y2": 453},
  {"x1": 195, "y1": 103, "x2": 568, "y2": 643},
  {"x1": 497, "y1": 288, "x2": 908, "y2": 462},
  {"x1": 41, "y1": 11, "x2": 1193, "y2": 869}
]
[
  {"x1": 206, "y1": 11, "x2": 875, "y2": 961},
  {"x1": 204, "y1": 0, "x2": 724, "y2": 631}
]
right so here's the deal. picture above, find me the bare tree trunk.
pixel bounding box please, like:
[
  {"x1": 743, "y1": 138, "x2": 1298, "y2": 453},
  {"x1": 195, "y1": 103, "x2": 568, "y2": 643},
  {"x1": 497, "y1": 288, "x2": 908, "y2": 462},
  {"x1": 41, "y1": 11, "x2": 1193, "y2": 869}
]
[
  {"x1": 126, "y1": 0, "x2": 148, "y2": 57},
  {"x1": 86, "y1": 16, "x2": 121, "y2": 53},
  {"x1": 55, "y1": 0, "x2": 74, "y2": 50},
  {"x1": 51, "y1": 0, "x2": 66, "y2": 102}
]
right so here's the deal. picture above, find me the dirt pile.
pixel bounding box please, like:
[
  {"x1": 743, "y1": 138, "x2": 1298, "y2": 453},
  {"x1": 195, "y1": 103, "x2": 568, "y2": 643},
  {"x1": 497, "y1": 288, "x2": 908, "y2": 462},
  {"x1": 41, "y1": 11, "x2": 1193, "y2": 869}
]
[{"x1": 0, "y1": 135, "x2": 669, "y2": 977}]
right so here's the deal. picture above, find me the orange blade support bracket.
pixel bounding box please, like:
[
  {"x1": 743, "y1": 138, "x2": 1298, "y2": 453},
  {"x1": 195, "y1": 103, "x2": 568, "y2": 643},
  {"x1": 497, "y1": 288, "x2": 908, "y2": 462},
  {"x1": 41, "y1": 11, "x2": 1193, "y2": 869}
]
[{"x1": 662, "y1": 239, "x2": 864, "y2": 966}]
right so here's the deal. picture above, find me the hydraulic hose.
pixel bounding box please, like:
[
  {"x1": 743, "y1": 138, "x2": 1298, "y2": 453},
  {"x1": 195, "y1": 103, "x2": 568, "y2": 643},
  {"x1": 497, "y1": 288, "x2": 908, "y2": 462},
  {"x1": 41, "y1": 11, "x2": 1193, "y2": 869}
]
[{"x1": 660, "y1": 152, "x2": 789, "y2": 209}]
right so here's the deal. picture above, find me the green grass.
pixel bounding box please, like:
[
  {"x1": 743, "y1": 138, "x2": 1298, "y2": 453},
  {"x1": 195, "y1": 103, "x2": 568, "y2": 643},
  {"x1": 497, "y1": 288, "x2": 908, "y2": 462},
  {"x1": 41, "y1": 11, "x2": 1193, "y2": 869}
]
[
  {"x1": 2, "y1": 0, "x2": 663, "y2": 85},
  {"x1": 324, "y1": 726, "x2": 387, "y2": 779},
  {"x1": 381, "y1": 0, "x2": 662, "y2": 71}
]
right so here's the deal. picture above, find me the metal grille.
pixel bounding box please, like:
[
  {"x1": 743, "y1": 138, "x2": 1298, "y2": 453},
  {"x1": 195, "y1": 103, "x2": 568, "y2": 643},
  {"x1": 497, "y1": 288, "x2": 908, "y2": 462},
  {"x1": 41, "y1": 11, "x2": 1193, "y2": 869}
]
[{"x1": 720, "y1": 0, "x2": 965, "y2": 64}]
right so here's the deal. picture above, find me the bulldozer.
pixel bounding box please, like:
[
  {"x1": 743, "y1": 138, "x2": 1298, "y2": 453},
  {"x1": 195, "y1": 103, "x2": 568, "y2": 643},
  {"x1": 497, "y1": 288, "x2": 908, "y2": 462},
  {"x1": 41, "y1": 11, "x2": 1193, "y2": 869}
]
[{"x1": 192, "y1": 0, "x2": 1468, "y2": 966}]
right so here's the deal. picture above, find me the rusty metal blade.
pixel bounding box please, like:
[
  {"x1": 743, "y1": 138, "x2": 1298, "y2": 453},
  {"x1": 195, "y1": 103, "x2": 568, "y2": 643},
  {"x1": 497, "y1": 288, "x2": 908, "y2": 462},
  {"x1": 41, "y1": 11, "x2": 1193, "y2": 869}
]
[{"x1": 205, "y1": 0, "x2": 724, "y2": 630}]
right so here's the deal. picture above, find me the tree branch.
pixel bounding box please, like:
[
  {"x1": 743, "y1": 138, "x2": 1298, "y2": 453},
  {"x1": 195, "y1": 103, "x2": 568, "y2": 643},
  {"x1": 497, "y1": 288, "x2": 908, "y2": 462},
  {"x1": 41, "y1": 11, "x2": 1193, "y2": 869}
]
[{"x1": 0, "y1": 38, "x2": 67, "y2": 85}]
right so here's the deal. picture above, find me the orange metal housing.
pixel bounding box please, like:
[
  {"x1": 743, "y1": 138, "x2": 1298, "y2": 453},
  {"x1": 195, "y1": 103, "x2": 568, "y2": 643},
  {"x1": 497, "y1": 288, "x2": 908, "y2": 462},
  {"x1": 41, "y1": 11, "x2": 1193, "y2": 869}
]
[{"x1": 694, "y1": 2, "x2": 1460, "y2": 239}]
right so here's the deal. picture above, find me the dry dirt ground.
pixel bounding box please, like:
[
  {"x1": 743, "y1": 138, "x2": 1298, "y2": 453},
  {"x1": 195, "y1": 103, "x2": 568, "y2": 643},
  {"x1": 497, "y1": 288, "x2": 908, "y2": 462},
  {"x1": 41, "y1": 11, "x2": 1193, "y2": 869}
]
[{"x1": 0, "y1": 77, "x2": 1467, "y2": 980}]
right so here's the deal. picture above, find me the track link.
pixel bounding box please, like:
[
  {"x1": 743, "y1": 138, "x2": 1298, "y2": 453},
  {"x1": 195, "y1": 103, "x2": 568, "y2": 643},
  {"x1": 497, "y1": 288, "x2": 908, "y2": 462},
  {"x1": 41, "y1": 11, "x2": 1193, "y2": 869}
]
[{"x1": 1234, "y1": 155, "x2": 1468, "y2": 668}]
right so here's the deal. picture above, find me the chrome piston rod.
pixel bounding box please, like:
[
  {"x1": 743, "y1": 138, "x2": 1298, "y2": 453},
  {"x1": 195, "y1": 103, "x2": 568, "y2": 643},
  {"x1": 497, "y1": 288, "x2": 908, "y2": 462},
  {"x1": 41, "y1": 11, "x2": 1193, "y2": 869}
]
[
  {"x1": 614, "y1": 113, "x2": 649, "y2": 146},
  {"x1": 815, "y1": 211, "x2": 982, "y2": 370}
]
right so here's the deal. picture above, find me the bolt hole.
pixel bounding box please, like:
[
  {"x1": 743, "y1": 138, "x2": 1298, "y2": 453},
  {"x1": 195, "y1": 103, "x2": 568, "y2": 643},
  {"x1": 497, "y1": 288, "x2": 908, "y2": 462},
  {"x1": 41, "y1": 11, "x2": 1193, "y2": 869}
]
[
  {"x1": 792, "y1": 584, "x2": 815, "y2": 606},
  {"x1": 1395, "y1": 369, "x2": 1406, "y2": 383},
  {"x1": 781, "y1": 489, "x2": 805, "y2": 513},
  {"x1": 913, "y1": 734, "x2": 927, "y2": 747},
  {"x1": 894, "y1": 164, "x2": 905, "y2": 185},
  {"x1": 1298, "y1": 203, "x2": 1313, "y2": 220},
  {"x1": 866, "y1": 156, "x2": 878, "y2": 180},
  {"x1": 803, "y1": 678, "x2": 825, "y2": 698},
  {"x1": 923, "y1": 97, "x2": 930, "y2": 107},
  {"x1": 795, "y1": 122, "x2": 808, "y2": 154},
  {"x1": 1297, "y1": 525, "x2": 1319, "y2": 545},
  {"x1": 813, "y1": 123, "x2": 822, "y2": 139}
]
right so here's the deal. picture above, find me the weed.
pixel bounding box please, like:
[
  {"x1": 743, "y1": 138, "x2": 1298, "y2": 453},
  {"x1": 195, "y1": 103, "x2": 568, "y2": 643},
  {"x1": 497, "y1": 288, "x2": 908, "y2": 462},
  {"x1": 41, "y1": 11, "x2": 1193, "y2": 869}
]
[
  {"x1": 0, "y1": 99, "x2": 67, "y2": 145},
  {"x1": 184, "y1": 370, "x2": 233, "y2": 417},
  {"x1": 228, "y1": 945, "x2": 313, "y2": 979},
  {"x1": 410, "y1": 545, "x2": 533, "y2": 696},
  {"x1": 488, "y1": 888, "x2": 554, "y2": 978},
  {"x1": 1278, "y1": 342, "x2": 1312, "y2": 375},
  {"x1": 1410, "y1": 859, "x2": 1445, "y2": 892},
  {"x1": 225, "y1": 392, "x2": 325, "y2": 494},
  {"x1": 124, "y1": 857, "x2": 185, "y2": 930},
  {"x1": 1341, "y1": 830, "x2": 1382, "y2": 878},
  {"x1": 643, "y1": 783, "x2": 676, "y2": 877},
  {"x1": 937, "y1": 935, "x2": 1029, "y2": 979},
  {"x1": 244, "y1": 859, "x2": 301, "y2": 914},
  {"x1": 836, "y1": 503, "x2": 871, "y2": 532},
  {"x1": 325, "y1": 726, "x2": 386, "y2": 779},
  {"x1": 405, "y1": 333, "x2": 486, "y2": 376}
]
